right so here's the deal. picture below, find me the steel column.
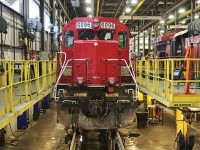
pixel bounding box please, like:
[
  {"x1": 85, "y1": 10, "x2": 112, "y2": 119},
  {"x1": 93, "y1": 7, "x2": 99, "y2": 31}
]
[
  {"x1": 23, "y1": 0, "x2": 28, "y2": 60},
  {"x1": 143, "y1": 31, "x2": 145, "y2": 56},
  {"x1": 40, "y1": 0, "x2": 45, "y2": 51},
  {"x1": 191, "y1": 0, "x2": 195, "y2": 21},
  {"x1": 137, "y1": 22, "x2": 140, "y2": 55},
  {"x1": 148, "y1": 29, "x2": 151, "y2": 54}
]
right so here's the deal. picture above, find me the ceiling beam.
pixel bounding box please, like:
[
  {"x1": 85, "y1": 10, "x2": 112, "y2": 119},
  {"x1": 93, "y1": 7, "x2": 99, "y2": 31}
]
[
  {"x1": 162, "y1": 0, "x2": 188, "y2": 15},
  {"x1": 57, "y1": 0, "x2": 70, "y2": 21},
  {"x1": 120, "y1": 15, "x2": 162, "y2": 20},
  {"x1": 96, "y1": 0, "x2": 101, "y2": 17},
  {"x1": 123, "y1": 0, "x2": 145, "y2": 24}
]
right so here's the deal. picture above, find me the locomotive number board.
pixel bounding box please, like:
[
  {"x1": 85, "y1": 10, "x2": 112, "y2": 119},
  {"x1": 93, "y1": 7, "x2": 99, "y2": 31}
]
[
  {"x1": 76, "y1": 22, "x2": 92, "y2": 29},
  {"x1": 100, "y1": 22, "x2": 115, "y2": 29}
]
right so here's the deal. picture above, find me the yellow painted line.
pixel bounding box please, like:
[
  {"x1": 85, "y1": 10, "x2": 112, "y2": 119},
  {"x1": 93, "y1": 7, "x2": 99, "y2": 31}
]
[{"x1": 0, "y1": 88, "x2": 52, "y2": 129}]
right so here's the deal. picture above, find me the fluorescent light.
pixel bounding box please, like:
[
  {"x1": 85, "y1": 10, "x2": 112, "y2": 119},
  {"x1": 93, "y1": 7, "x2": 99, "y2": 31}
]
[
  {"x1": 195, "y1": 15, "x2": 199, "y2": 19},
  {"x1": 131, "y1": 0, "x2": 138, "y2": 4},
  {"x1": 160, "y1": 20, "x2": 165, "y2": 24},
  {"x1": 88, "y1": 15, "x2": 92, "y2": 17},
  {"x1": 178, "y1": 8, "x2": 185, "y2": 13},
  {"x1": 197, "y1": 0, "x2": 200, "y2": 4},
  {"x1": 168, "y1": 14, "x2": 174, "y2": 19},
  {"x1": 86, "y1": 7, "x2": 91, "y2": 12},
  {"x1": 125, "y1": 7, "x2": 131, "y2": 13},
  {"x1": 85, "y1": 0, "x2": 91, "y2": 3},
  {"x1": 181, "y1": 20, "x2": 186, "y2": 24}
]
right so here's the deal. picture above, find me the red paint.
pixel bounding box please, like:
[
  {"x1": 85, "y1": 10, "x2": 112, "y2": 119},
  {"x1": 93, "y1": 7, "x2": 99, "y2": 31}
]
[{"x1": 58, "y1": 17, "x2": 130, "y2": 86}]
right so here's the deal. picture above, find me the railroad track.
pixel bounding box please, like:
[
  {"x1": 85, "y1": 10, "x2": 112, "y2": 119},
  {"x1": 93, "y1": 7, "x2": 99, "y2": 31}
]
[{"x1": 69, "y1": 129, "x2": 125, "y2": 150}]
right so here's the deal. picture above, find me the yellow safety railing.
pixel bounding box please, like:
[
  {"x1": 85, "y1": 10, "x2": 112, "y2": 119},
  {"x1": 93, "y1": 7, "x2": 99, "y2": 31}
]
[
  {"x1": 0, "y1": 60, "x2": 56, "y2": 116},
  {"x1": 137, "y1": 58, "x2": 200, "y2": 107}
]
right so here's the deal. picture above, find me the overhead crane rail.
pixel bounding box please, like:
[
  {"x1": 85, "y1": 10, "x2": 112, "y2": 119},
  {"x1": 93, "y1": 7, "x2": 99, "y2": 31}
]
[
  {"x1": 0, "y1": 60, "x2": 56, "y2": 129},
  {"x1": 137, "y1": 58, "x2": 200, "y2": 107}
]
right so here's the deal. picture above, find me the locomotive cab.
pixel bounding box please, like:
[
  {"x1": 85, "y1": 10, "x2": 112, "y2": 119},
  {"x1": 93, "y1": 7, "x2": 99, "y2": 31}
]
[{"x1": 54, "y1": 17, "x2": 138, "y2": 129}]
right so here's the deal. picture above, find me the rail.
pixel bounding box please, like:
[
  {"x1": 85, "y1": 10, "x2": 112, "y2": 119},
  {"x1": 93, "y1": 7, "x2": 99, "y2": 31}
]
[
  {"x1": 137, "y1": 58, "x2": 200, "y2": 107},
  {"x1": 0, "y1": 60, "x2": 56, "y2": 118},
  {"x1": 116, "y1": 130, "x2": 125, "y2": 150},
  {"x1": 70, "y1": 130, "x2": 77, "y2": 150}
]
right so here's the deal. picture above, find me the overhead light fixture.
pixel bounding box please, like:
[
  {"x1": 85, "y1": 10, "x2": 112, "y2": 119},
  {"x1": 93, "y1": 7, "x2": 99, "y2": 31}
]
[
  {"x1": 160, "y1": 30, "x2": 164, "y2": 33},
  {"x1": 86, "y1": 7, "x2": 91, "y2": 12},
  {"x1": 125, "y1": 7, "x2": 131, "y2": 13},
  {"x1": 197, "y1": 0, "x2": 200, "y2": 4},
  {"x1": 168, "y1": 14, "x2": 174, "y2": 19},
  {"x1": 195, "y1": 15, "x2": 199, "y2": 19},
  {"x1": 85, "y1": 0, "x2": 91, "y2": 3},
  {"x1": 160, "y1": 20, "x2": 165, "y2": 24},
  {"x1": 181, "y1": 20, "x2": 186, "y2": 24},
  {"x1": 131, "y1": 0, "x2": 138, "y2": 4},
  {"x1": 178, "y1": 8, "x2": 185, "y2": 13}
]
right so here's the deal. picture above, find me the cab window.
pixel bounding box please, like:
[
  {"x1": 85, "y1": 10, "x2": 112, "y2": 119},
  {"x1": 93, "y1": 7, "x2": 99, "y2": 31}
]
[
  {"x1": 64, "y1": 30, "x2": 74, "y2": 47},
  {"x1": 98, "y1": 30, "x2": 114, "y2": 40},
  {"x1": 78, "y1": 30, "x2": 95, "y2": 40},
  {"x1": 118, "y1": 32, "x2": 128, "y2": 48}
]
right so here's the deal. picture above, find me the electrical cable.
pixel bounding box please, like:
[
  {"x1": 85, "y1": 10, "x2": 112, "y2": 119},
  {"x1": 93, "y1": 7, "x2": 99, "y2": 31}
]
[{"x1": 8, "y1": 123, "x2": 19, "y2": 146}]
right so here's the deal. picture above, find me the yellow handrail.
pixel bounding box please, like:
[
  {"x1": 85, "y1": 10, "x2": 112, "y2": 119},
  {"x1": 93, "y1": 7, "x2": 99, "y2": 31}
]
[
  {"x1": 137, "y1": 58, "x2": 200, "y2": 107},
  {"x1": 0, "y1": 60, "x2": 56, "y2": 116}
]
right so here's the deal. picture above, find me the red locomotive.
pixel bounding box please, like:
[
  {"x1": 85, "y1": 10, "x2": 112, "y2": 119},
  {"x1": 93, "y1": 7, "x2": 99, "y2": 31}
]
[{"x1": 54, "y1": 17, "x2": 138, "y2": 129}]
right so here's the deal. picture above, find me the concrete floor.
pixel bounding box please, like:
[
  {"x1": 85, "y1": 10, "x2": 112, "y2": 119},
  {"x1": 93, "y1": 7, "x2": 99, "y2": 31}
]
[
  {"x1": 4, "y1": 103, "x2": 67, "y2": 150},
  {"x1": 4, "y1": 102, "x2": 200, "y2": 150},
  {"x1": 120, "y1": 108, "x2": 176, "y2": 150}
]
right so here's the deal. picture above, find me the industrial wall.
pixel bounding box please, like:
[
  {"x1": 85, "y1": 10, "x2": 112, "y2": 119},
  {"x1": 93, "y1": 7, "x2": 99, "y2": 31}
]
[
  {"x1": 0, "y1": 0, "x2": 58, "y2": 61},
  {"x1": 0, "y1": 0, "x2": 61, "y2": 141}
]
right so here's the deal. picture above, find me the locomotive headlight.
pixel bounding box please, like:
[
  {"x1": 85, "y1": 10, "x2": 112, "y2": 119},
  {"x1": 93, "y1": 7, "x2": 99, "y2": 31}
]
[
  {"x1": 108, "y1": 77, "x2": 115, "y2": 85},
  {"x1": 77, "y1": 77, "x2": 84, "y2": 85},
  {"x1": 93, "y1": 18, "x2": 99, "y2": 28}
]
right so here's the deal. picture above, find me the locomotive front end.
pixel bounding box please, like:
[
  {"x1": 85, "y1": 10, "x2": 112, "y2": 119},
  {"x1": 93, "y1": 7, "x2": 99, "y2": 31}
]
[{"x1": 54, "y1": 17, "x2": 138, "y2": 129}]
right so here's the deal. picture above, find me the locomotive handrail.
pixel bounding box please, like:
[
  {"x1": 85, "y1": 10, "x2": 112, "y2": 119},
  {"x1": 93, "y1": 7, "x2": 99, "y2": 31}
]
[
  {"x1": 58, "y1": 52, "x2": 67, "y2": 80},
  {"x1": 53, "y1": 58, "x2": 87, "y2": 100},
  {"x1": 104, "y1": 59, "x2": 139, "y2": 99}
]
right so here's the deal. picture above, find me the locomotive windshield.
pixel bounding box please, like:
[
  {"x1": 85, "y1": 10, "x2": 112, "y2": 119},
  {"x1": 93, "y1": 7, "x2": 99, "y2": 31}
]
[
  {"x1": 98, "y1": 30, "x2": 114, "y2": 40},
  {"x1": 78, "y1": 30, "x2": 114, "y2": 40},
  {"x1": 78, "y1": 30, "x2": 95, "y2": 40}
]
